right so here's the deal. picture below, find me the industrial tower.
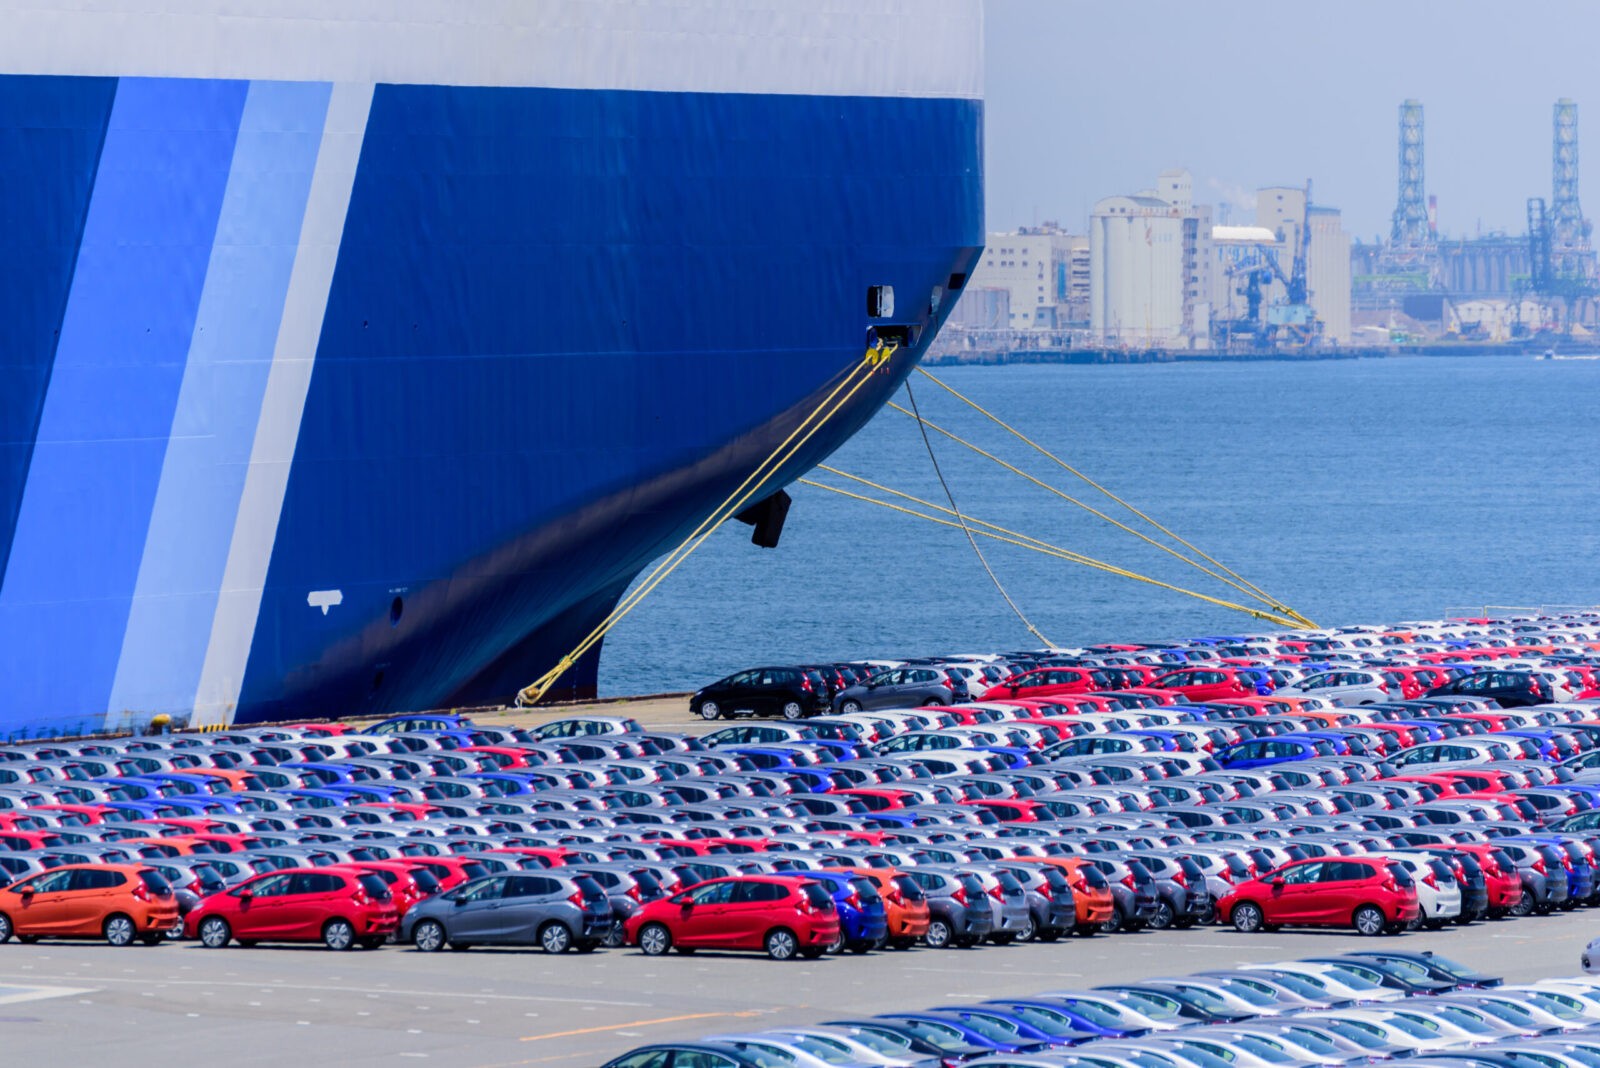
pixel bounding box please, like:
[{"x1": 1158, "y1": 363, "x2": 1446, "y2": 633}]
[
  {"x1": 1391, "y1": 100, "x2": 1430, "y2": 245},
  {"x1": 1549, "y1": 98, "x2": 1593, "y2": 278}
]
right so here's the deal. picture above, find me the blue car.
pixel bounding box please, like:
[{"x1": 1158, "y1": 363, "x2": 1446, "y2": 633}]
[
  {"x1": 1216, "y1": 737, "x2": 1327, "y2": 769},
  {"x1": 872, "y1": 1012, "x2": 1052, "y2": 1055},
  {"x1": 930, "y1": 1004, "x2": 1097, "y2": 1045},
  {"x1": 790, "y1": 870, "x2": 888, "y2": 952},
  {"x1": 980, "y1": 998, "x2": 1148, "y2": 1038}
]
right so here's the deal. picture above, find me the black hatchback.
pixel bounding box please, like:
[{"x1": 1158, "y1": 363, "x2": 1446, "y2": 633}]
[
  {"x1": 690, "y1": 667, "x2": 832, "y2": 721},
  {"x1": 1426, "y1": 670, "x2": 1555, "y2": 707}
]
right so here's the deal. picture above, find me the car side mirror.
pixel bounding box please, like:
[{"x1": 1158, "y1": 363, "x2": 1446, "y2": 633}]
[
  {"x1": 1270, "y1": 878, "x2": 1285, "y2": 888},
  {"x1": 19, "y1": 889, "x2": 32, "y2": 898},
  {"x1": 238, "y1": 890, "x2": 253, "y2": 901}
]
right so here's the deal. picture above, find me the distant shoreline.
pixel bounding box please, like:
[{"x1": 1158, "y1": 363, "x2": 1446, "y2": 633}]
[{"x1": 922, "y1": 342, "x2": 1597, "y2": 366}]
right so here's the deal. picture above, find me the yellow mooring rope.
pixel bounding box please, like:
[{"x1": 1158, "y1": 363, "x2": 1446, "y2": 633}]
[
  {"x1": 904, "y1": 369, "x2": 1317, "y2": 628},
  {"x1": 799, "y1": 474, "x2": 1307, "y2": 629},
  {"x1": 513, "y1": 343, "x2": 895, "y2": 706}
]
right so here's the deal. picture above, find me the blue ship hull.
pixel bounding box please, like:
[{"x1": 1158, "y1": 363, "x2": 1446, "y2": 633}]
[{"x1": 0, "y1": 70, "x2": 982, "y2": 737}]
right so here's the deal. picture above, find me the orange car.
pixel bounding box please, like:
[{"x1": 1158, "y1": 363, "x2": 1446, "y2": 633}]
[
  {"x1": 828, "y1": 866, "x2": 929, "y2": 948},
  {"x1": 1012, "y1": 856, "x2": 1114, "y2": 934},
  {"x1": 0, "y1": 863, "x2": 179, "y2": 946}
]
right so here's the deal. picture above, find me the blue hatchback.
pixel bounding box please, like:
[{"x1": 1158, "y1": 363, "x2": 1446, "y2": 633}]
[{"x1": 790, "y1": 870, "x2": 888, "y2": 952}]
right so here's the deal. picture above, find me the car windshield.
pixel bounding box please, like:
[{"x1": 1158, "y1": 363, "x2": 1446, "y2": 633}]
[
  {"x1": 1109, "y1": 991, "x2": 1187, "y2": 1022},
  {"x1": 952, "y1": 1014, "x2": 1022, "y2": 1041},
  {"x1": 1378, "y1": 1014, "x2": 1438, "y2": 1039},
  {"x1": 1278, "y1": 1027, "x2": 1342, "y2": 1057}
]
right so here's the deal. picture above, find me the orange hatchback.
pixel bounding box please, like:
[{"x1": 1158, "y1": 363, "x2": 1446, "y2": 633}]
[
  {"x1": 830, "y1": 867, "x2": 930, "y2": 949},
  {"x1": 0, "y1": 863, "x2": 179, "y2": 946},
  {"x1": 1014, "y1": 857, "x2": 1115, "y2": 935}
]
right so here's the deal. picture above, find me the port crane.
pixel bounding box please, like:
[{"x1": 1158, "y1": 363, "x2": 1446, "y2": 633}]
[{"x1": 1217, "y1": 180, "x2": 1321, "y2": 347}]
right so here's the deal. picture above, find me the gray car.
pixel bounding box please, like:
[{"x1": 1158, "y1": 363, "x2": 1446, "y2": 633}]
[
  {"x1": 401, "y1": 872, "x2": 614, "y2": 954},
  {"x1": 833, "y1": 668, "x2": 958, "y2": 713},
  {"x1": 903, "y1": 868, "x2": 994, "y2": 948}
]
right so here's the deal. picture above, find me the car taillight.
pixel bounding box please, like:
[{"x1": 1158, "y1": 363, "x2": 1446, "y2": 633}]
[
  {"x1": 1382, "y1": 874, "x2": 1398, "y2": 892},
  {"x1": 131, "y1": 882, "x2": 151, "y2": 902},
  {"x1": 626, "y1": 884, "x2": 643, "y2": 902},
  {"x1": 1070, "y1": 876, "x2": 1087, "y2": 892},
  {"x1": 801, "y1": 677, "x2": 813, "y2": 692},
  {"x1": 952, "y1": 886, "x2": 968, "y2": 905},
  {"x1": 1121, "y1": 873, "x2": 1136, "y2": 890},
  {"x1": 1533, "y1": 857, "x2": 1547, "y2": 874},
  {"x1": 1171, "y1": 869, "x2": 1186, "y2": 888},
  {"x1": 189, "y1": 878, "x2": 204, "y2": 894},
  {"x1": 845, "y1": 891, "x2": 861, "y2": 910},
  {"x1": 351, "y1": 888, "x2": 371, "y2": 906},
  {"x1": 1563, "y1": 855, "x2": 1575, "y2": 872},
  {"x1": 797, "y1": 893, "x2": 814, "y2": 914},
  {"x1": 987, "y1": 883, "x2": 1006, "y2": 903},
  {"x1": 885, "y1": 888, "x2": 904, "y2": 906},
  {"x1": 568, "y1": 889, "x2": 585, "y2": 908},
  {"x1": 1421, "y1": 869, "x2": 1437, "y2": 889}
]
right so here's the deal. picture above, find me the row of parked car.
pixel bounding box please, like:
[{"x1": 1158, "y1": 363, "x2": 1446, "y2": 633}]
[
  {"x1": 602, "y1": 953, "x2": 1600, "y2": 1067},
  {"x1": 3, "y1": 614, "x2": 1600, "y2": 957}
]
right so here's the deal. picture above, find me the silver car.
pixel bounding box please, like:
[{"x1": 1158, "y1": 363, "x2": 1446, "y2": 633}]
[
  {"x1": 1275, "y1": 670, "x2": 1392, "y2": 705},
  {"x1": 401, "y1": 872, "x2": 614, "y2": 954}
]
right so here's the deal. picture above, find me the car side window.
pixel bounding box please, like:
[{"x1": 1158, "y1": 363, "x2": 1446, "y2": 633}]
[
  {"x1": 672, "y1": 1053, "x2": 741, "y2": 1068},
  {"x1": 70, "y1": 868, "x2": 124, "y2": 891},
  {"x1": 505, "y1": 876, "x2": 559, "y2": 899},
  {"x1": 20, "y1": 870, "x2": 75, "y2": 893},
  {"x1": 689, "y1": 880, "x2": 736, "y2": 906},
  {"x1": 455, "y1": 877, "x2": 508, "y2": 903},
  {"x1": 1280, "y1": 862, "x2": 1323, "y2": 884},
  {"x1": 602, "y1": 1053, "x2": 668, "y2": 1068},
  {"x1": 245, "y1": 873, "x2": 292, "y2": 898}
]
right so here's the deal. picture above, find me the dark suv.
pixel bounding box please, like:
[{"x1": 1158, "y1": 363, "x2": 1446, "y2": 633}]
[
  {"x1": 690, "y1": 668, "x2": 832, "y2": 721},
  {"x1": 1426, "y1": 670, "x2": 1555, "y2": 708}
]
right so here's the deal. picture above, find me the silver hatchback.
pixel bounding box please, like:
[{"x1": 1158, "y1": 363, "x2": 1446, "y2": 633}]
[{"x1": 401, "y1": 872, "x2": 614, "y2": 954}]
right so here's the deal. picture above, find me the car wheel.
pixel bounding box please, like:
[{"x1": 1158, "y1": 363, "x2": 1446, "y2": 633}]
[
  {"x1": 140, "y1": 933, "x2": 164, "y2": 946},
  {"x1": 825, "y1": 932, "x2": 844, "y2": 954},
  {"x1": 413, "y1": 920, "x2": 447, "y2": 953},
  {"x1": 322, "y1": 918, "x2": 356, "y2": 951},
  {"x1": 840, "y1": 700, "x2": 862, "y2": 714},
  {"x1": 1353, "y1": 904, "x2": 1387, "y2": 936},
  {"x1": 538, "y1": 921, "x2": 574, "y2": 955},
  {"x1": 1512, "y1": 889, "x2": 1535, "y2": 918},
  {"x1": 1019, "y1": 917, "x2": 1038, "y2": 942},
  {"x1": 1231, "y1": 901, "x2": 1265, "y2": 934},
  {"x1": 103, "y1": 914, "x2": 136, "y2": 947},
  {"x1": 782, "y1": 701, "x2": 805, "y2": 721},
  {"x1": 1147, "y1": 901, "x2": 1175, "y2": 930},
  {"x1": 923, "y1": 919, "x2": 952, "y2": 949},
  {"x1": 603, "y1": 925, "x2": 627, "y2": 949},
  {"x1": 0, "y1": 912, "x2": 12, "y2": 944},
  {"x1": 1102, "y1": 905, "x2": 1125, "y2": 934},
  {"x1": 764, "y1": 927, "x2": 799, "y2": 961},
  {"x1": 1406, "y1": 915, "x2": 1422, "y2": 932},
  {"x1": 698, "y1": 701, "x2": 721, "y2": 721},
  {"x1": 638, "y1": 922, "x2": 672, "y2": 956}
]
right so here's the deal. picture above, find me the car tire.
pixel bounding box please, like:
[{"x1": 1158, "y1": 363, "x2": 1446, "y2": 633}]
[
  {"x1": 825, "y1": 931, "x2": 844, "y2": 954},
  {"x1": 322, "y1": 918, "x2": 356, "y2": 951},
  {"x1": 764, "y1": 927, "x2": 799, "y2": 961},
  {"x1": 698, "y1": 701, "x2": 721, "y2": 721},
  {"x1": 103, "y1": 914, "x2": 136, "y2": 947},
  {"x1": 140, "y1": 933, "x2": 164, "y2": 946},
  {"x1": 1102, "y1": 905, "x2": 1125, "y2": 934},
  {"x1": 538, "y1": 921, "x2": 574, "y2": 955},
  {"x1": 923, "y1": 919, "x2": 952, "y2": 949},
  {"x1": 603, "y1": 925, "x2": 627, "y2": 949},
  {"x1": 1147, "y1": 901, "x2": 1175, "y2": 930},
  {"x1": 637, "y1": 922, "x2": 672, "y2": 956},
  {"x1": 413, "y1": 920, "x2": 447, "y2": 953},
  {"x1": 0, "y1": 912, "x2": 12, "y2": 944},
  {"x1": 1353, "y1": 905, "x2": 1387, "y2": 936},
  {"x1": 1019, "y1": 917, "x2": 1037, "y2": 942},
  {"x1": 782, "y1": 701, "x2": 805, "y2": 721},
  {"x1": 1230, "y1": 901, "x2": 1265, "y2": 934},
  {"x1": 840, "y1": 700, "x2": 862, "y2": 714},
  {"x1": 1512, "y1": 890, "x2": 1535, "y2": 918}
]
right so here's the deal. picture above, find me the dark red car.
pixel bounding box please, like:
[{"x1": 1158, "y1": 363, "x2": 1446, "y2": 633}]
[
  {"x1": 185, "y1": 866, "x2": 400, "y2": 950},
  {"x1": 979, "y1": 667, "x2": 1097, "y2": 702},
  {"x1": 1218, "y1": 856, "x2": 1419, "y2": 936}
]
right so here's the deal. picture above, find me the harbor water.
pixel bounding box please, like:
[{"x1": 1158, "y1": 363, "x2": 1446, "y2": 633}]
[{"x1": 599, "y1": 355, "x2": 1600, "y2": 695}]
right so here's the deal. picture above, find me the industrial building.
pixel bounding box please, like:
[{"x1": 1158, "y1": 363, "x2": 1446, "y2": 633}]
[
  {"x1": 1089, "y1": 169, "x2": 1213, "y2": 346},
  {"x1": 964, "y1": 223, "x2": 1086, "y2": 330}
]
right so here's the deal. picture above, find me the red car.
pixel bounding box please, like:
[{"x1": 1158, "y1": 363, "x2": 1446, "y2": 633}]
[
  {"x1": 185, "y1": 866, "x2": 400, "y2": 950},
  {"x1": 1153, "y1": 668, "x2": 1258, "y2": 702},
  {"x1": 980, "y1": 667, "x2": 1097, "y2": 702},
  {"x1": 1218, "y1": 856, "x2": 1419, "y2": 936},
  {"x1": 625, "y1": 875, "x2": 839, "y2": 960}
]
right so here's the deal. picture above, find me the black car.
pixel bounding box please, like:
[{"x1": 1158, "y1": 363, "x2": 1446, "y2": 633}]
[
  {"x1": 1425, "y1": 670, "x2": 1555, "y2": 708},
  {"x1": 689, "y1": 667, "x2": 831, "y2": 721}
]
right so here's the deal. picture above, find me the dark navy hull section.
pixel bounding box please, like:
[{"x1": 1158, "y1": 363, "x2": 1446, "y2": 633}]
[{"x1": 0, "y1": 75, "x2": 981, "y2": 737}]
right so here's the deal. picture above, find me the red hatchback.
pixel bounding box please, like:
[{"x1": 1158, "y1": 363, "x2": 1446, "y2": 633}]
[
  {"x1": 625, "y1": 875, "x2": 839, "y2": 960},
  {"x1": 980, "y1": 667, "x2": 1097, "y2": 702},
  {"x1": 185, "y1": 866, "x2": 400, "y2": 950},
  {"x1": 1219, "y1": 856, "x2": 1419, "y2": 936},
  {"x1": 1153, "y1": 667, "x2": 1258, "y2": 702}
]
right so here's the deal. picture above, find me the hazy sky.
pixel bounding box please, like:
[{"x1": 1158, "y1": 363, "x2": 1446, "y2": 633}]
[{"x1": 985, "y1": 0, "x2": 1600, "y2": 241}]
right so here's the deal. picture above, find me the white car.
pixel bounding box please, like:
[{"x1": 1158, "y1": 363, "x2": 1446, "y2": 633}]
[
  {"x1": 1239, "y1": 962, "x2": 1405, "y2": 1004},
  {"x1": 1274, "y1": 670, "x2": 1393, "y2": 705},
  {"x1": 1386, "y1": 853, "x2": 1463, "y2": 928}
]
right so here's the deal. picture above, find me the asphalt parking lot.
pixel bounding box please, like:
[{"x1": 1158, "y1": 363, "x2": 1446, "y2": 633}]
[{"x1": 3, "y1": 907, "x2": 1597, "y2": 1067}]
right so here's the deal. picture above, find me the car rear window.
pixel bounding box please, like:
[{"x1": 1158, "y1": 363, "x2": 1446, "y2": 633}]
[
  {"x1": 408, "y1": 869, "x2": 442, "y2": 895},
  {"x1": 1082, "y1": 866, "x2": 1110, "y2": 889},
  {"x1": 891, "y1": 874, "x2": 925, "y2": 902},
  {"x1": 958, "y1": 874, "x2": 987, "y2": 899},
  {"x1": 356, "y1": 874, "x2": 391, "y2": 900},
  {"x1": 1386, "y1": 863, "x2": 1415, "y2": 887},
  {"x1": 138, "y1": 870, "x2": 172, "y2": 895},
  {"x1": 849, "y1": 877, "x2": 881, "y2": 905},
  {"x1": 799, "y1": 882, "x2": 834, "y2": 910},
  {"x1": 572, "y1": 875, "x2": 607, "y2": 899}
]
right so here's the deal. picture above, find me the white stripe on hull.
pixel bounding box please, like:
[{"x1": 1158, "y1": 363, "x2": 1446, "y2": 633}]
[
  {"x1": 192, "y1": 81, "x2": 373, "y2": 727},
  {"x1": 0, "y1": 0, "x2": 981, "y2": 99}
]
